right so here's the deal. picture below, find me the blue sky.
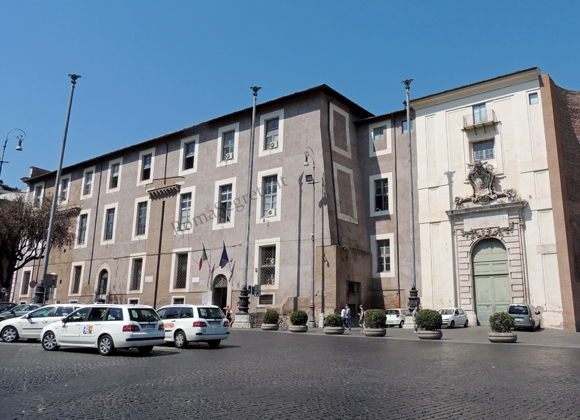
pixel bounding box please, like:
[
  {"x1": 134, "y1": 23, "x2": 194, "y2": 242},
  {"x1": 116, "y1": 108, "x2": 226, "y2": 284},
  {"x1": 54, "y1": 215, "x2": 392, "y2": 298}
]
[{"x1": 1, "y1": 1, "x2": 579, "y2": 189}]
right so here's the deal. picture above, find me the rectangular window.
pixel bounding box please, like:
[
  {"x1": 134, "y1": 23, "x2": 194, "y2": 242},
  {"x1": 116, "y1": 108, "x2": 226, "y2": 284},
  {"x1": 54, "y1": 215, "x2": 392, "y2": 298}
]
[
  {"x1": 374, "y1": 178, "x2": 389, "y2": 212},
  {"x1": 265, "y1": 118, "x2": 279, "y2": 150},
  {"x1": 174, "y1": 254, "x2": 188, "y2": 289},
  {"x1": 377, "y1": 239, "x2": 390, "y2": 273},
  {"x1": 128, "y1": 298, "x2": 139, "y2": 305},
  {"x1": 141, "y1": 154, "x2": 152, "y2": 181},
  {"x1": 218, "y1": 185, "x2": 233, "y2": 224},
  {"x1": 60, "y1": 178, "x2": 69, "y2": 202},
  {"x1": 373, "y1": 126, "x2": 384, "y2": 140},
  {"x1": 78, "y1": 214, "x2": 88, "y2": 245},
  {"x1": 179, "y1": 193, "x2": 192, "y2": 230},
  {"x1": 183, "y1": 142, "x2": 195, "y2": 170},
  {"x1": 172, "y1": 297, "x2": 185, "y2": 304},
  {"x1": 130, "y1": 258, "x2": 143, "y2": 291},
  {"x1": 136, "y1": 202, "x2": 148, "y2": 236},
  {"x1": 72, "y1": 266, "x2": 82, "y2": 294},
  {"x1": 84, "y1": 171, "x2": 93, "y2": 196},
  {"x1": 105, "y1": 208, "x2": 115, "y2": 240},
  {"x1": 402, "y1": 120, "x2": 413, "y2": 133},
  {"x1": 262, "y1": 175, "x2": 278, "y2": 217},
  {"x1": 473, "y1": 140, "x2": 495, "y2": 161},
  {"x1": 110, "y1": 163, "x2": 120, "y2": 189},
  {"x1": 529, "y1": 92, "x2": 539, "y2": 105},
  {"x1": 473, "y1": 103, "x2": 486, "y2": 125},
  {"x1": 34, "y1": 185, "x2": 43, "y2": 207},
  {"x1": 222, "y1": 131, "x2": 235, "y2": 160},
  {"x1": 260, "y1": 246, "x2": 276, "y2": 285},
  {"x1": 21, "y1": 272, "x2": 30, "y2": 295},
  {"x1": 259, "y1": 294, "x2": 273, "y2": 305}
]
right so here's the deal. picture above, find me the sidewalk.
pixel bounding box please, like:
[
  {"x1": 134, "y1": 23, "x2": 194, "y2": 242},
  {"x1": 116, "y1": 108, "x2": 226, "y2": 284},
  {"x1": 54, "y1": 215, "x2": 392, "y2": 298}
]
[{"x1": 254, "y1": 325, "x2": 580, "y2": 348}]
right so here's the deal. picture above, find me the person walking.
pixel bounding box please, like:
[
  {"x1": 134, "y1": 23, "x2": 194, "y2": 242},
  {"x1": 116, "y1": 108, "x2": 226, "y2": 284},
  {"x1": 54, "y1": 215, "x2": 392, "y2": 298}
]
[
  {"x1": 358, "y1": 305, "x2": 365, "y2": 329},
  {"x1": 344, "y1": 304, "x2": 352, "y2": 331},
  {"x1": 340, "y1": 306, "x2": 347, "y2": 328},
  {"x1": 413, "y1": 306, "x2": 419, "y2": 332}
]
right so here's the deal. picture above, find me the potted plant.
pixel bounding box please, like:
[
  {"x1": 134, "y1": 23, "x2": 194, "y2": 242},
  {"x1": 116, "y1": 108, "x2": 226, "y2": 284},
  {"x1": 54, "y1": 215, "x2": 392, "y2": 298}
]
[
  {"x1": 323, "y1": 313, "x2": 345, "y2": 334},
  {"x1": 288, "y1": 310, "x2": 308, "y2": 332},
  {"x1": 416, "y1": 309, "x2": 443, "y2": 339},
  {"x1": 261, "y1": 309, "x2": 280, "y2": 331},
  {"x1": 488, "y1": 312, "x2": 517, "y2": 343},
  {"x1": 363, "y1": 309, "x2": 387, "y2": 337}
]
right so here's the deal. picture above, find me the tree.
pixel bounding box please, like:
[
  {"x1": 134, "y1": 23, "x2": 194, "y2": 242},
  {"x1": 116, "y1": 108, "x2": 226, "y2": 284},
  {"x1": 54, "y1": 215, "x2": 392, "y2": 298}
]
[{"x1": 0, "y1": 194, "x2": 77, "y2": 293}]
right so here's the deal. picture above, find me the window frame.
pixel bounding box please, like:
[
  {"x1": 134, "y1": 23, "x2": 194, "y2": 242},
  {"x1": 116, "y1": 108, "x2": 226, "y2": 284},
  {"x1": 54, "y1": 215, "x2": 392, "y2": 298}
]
[
  {"x1": 529, "y1": 92, "x2": 539, "y2": 105},
  {"x1": 100, "y1": 203, "x2": 118, "y2": 245},
  {"x1": 368, "y1": 119, "x2": 392, "y2": 158},
  {"x1": 127, "y1": 253, "x2": 146, "y2": 294},
  {"x1": 178, "y1": 135, "x2": 199, "y2": 175},
  {"x1": 472, "y1": 103, "x2": 487, "y2": 125},
  {"x1": 59, "y1": 175, "x2": 71, "y2": 204},
  {"x1": 74, "y1": 210, "x2": 91, "y2": 249},
  {"x1": 369, "y1": 172, "x2": 394, "y2": 217},
  {"x1": 174, "y1": 185, "x2": 196, "y2": 234},
  {"x1": 213, "y1": 178, "x2": 236, "y2": 230},
  {"x1": 32, "y1": 182, "x2": 45, "y2": 207},
  {"x1": 132, "y1": 196, "x2": 151, "y2": 240},
  {"x1": 170, "y1": 248, "x2": 192, "y2": 293},
  {"x1": 402, "y1": 119, "x2": 414, "y2": 133},
  {"x1": 68, "y1": 262, "x2": 84, "y2": 296},
  {"x1": 371, "y1": 233, "x2": 395, "y2": 278},
  {"x1": 137, "y1": 148, "x2": 155, "y2": 186},
  {"x1": 106, "y1": 158, "x2": 123, "y2": 193},
  {"x1": 253, "y1": 237, "x2": 280, "y2": 291},
  {"x1": 473, "y1": 139, "x2": 495, "y2": 161},
  {"x1": 258, "y1": 109, "x2": 284, "y2": 157},
  {"x1": 20, "y1": 269, "x2": 33, "y2": 298},
  {"x1": 255, "y1": 167, "x2": 282, "y2": 223},
  {"x1": 81, "y1": 166, "x2": 96, "y2": 199},
  {"x1": 216, "y1": 122, "x2": 239, "y2": 167}
]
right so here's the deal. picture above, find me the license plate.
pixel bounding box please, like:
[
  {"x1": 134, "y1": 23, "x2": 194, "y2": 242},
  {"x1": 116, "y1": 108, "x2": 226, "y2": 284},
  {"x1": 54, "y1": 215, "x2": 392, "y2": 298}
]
[
  {"x1": 208, "y1": 321, "x2": 221, "y2": 326},
  {"x1": 141, "y1": 324, "x2": 155, "y2": 329},
  {"x1": 515, "y1": 317, "x2": 523, "y2": 322}
]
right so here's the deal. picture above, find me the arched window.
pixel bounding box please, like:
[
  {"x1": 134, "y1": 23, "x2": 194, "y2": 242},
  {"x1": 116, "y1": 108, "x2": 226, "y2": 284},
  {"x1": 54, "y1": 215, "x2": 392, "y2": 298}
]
[{"x1": 97, "y1": 270, "x2": 108, "y2": 295}]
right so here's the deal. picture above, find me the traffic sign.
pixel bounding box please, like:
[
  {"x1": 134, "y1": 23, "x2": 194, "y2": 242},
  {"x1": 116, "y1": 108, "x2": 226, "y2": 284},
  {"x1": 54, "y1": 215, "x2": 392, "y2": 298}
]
[
  {"x1": 29, "y1": 280, "x2": 37, "y2": 288},
  {"x1": 1, "y1": 288, "x2": 6, "y2": 293},
  {"x1": 42, "y1": 274, "x2": 58, "y2": 287}
]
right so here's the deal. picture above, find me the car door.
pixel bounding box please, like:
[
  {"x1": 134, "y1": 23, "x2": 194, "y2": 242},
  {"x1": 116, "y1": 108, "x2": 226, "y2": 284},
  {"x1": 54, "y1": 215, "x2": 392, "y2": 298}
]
[
  {"x1": 79, "y1": 307, "x2": 107, "y2": 346},
  {"x1": 59, "y1": 307, "x2": 91, "y2": 344},
  {"x1": 161, "y1": 307, "x2": 181, "y2": 339},
  {"x1": 20, "y1": 306, "x2": 56, "y2": 338}
]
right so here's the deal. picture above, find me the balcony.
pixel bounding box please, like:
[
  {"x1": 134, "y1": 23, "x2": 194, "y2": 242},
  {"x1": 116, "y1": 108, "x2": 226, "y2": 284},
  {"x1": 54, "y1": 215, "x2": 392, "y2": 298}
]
[{"x1": 463, "y1": 109, "x2": 497, "y2": 134}]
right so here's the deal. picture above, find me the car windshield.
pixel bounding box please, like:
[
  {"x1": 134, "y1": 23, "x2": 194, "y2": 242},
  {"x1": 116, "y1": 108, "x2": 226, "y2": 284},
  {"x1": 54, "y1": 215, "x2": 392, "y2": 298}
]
[
  {"x1": 129, "y1": 308, "x2": 159, "y2": 322},
  {"x1": 9, "y1": 304, "x2": 30, "y2": 312},
  {"x1": 386, "y1": 310, "x2": 399, "y2": 315},
  {"x1": 197, "y1": 307, "x2": 225, "y2": 320},
  {"x1": 440, "y1": 309, "x2": 455, "y2": 315},
  {"x1": 508, "y1": 305, "x2": 529, "y2": 315}
]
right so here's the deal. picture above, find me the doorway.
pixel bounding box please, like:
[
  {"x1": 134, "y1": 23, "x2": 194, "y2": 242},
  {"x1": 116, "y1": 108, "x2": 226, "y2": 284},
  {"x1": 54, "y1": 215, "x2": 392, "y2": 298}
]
[
  {"x1": 212, "y1": 274, "x2": 228, "y2": 309},
  {"x1": 472, "y1": 239, "x2": 510, "y2": 325}
]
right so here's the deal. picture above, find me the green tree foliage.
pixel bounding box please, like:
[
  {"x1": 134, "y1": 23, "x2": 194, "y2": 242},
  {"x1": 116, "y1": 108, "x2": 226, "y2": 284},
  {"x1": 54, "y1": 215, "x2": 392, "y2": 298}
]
[{"x1": 416, "y1": 309, "x2": 442, "y2": 331}]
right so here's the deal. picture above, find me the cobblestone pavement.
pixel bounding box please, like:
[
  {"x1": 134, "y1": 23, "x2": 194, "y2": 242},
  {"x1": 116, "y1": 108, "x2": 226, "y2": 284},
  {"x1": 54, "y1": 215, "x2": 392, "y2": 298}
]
[{"x1": 1, "y1": 327, "x2": 580, "y2": 419}]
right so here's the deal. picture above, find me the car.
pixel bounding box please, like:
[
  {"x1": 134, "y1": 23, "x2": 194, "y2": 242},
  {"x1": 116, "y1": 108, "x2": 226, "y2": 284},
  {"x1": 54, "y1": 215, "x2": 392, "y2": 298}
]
[
  {"x1": 0, "y1": 302, "x2": 17, "y2": 312},
  {"x1": 507, "y1": 303, "x2": 541, "y2": 331},
  {"x1": 40, "y1": 304, "x2": 165, "y2": 356},
  {"x1": 385, "y1": 308, "x2": 410, "y2": 328},
  {"x1": 0, "y1": 303, "x2": 86, "y2": 342},
  {"x1": 0, "y1": 303, "x2": 42, "y2": 320},
  {"x1": 156, "y1": 304, "x2": 229, "y2": 348},
  {"x1": 439, "y1": 308, "x2": 469, "y2": 328}
]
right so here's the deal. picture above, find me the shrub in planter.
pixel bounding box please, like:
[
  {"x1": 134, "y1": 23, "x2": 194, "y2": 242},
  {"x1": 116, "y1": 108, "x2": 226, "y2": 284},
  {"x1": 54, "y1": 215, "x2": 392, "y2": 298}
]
[
  {"x1": 489, "y1": 312, "x2": 515, "y2": 333},
  {"x1": 416, "y1": 309, "x2": 442, "y2": 331},
  {"x1": 263, "y1": 310, "x2": 279, "y2": 325},
  {"x1": 364, "y1": 309, "x2": 386, "y2": 329},
  {"x1": 324, "y1": 313, "x2": 343, "y2": 327},
  {"x1": 290, "y1": 310, "x2": 308, "y2": 326}
]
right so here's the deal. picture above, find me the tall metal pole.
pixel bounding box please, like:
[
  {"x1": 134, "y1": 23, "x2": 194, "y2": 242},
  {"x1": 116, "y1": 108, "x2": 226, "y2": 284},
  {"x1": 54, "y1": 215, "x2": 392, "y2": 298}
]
[
  {"x1": 403, "y1": 79, "x2": 420, "y2": 310},
  {"x1": 39, "y1": 74, "x2": 81, "y2": 303},
  {"x1": 304, "y1": 148, "x2": 316, "y2": 328},
  {"x1": 236, "y1": 86, "x2": 260, "y2": 328}
]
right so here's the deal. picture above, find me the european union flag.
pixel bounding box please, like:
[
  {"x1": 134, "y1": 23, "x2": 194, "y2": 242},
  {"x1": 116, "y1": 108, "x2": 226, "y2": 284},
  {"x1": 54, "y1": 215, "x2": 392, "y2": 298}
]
[{"x1": 219, "y1": 241, "x2": 229, "y2": 268}]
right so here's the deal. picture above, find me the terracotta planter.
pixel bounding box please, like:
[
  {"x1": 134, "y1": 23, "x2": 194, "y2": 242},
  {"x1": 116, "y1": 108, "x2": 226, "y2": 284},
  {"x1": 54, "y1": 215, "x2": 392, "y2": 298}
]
[
  {"x1": 323, "y1": 326, "x2": 345, "y2": 335},
  {"x1": 288, "y1": 325, "x2": 308, "y2": 333},
  {"x1": 261, "y1": 323, "x2": 279, "y2": 331},
  {"x1": 488, "y1": 332, "x2": 517, "y2": 343},
  {"x1": 417, "y1": 330, "x2": 443, "y2": 340},
  {"x1": 363, "y1": 328, "x2": 386, "y2": 337}
]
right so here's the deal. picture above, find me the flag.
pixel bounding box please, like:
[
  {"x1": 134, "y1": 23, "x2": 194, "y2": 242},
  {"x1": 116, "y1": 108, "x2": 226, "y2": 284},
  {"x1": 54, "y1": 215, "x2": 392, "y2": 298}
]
[
  {"x1": 219, "y1": 241, "x2": 229, "y2": 268},
  {"x1": 199, "y1": 244, "x2": 207, "y2": 270}
]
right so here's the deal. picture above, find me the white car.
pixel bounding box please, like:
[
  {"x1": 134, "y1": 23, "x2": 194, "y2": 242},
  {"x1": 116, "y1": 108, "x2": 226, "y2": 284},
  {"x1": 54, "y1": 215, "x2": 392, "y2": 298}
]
[
  {"x1": 385, "y1": 308, "x2": 410, "y2": 328},
  {"x1": 156, "y1": 304, "x2": 229, "y2": 349},
  {"x1": 40, "y1": 304, "x2": 165, "y2": 356},
  {"x1": 439, "y1": 308, "x2": 469, "y2": 328},
  {"x1": 0, "y1": 303, "x2": 86, "y2": 342}
]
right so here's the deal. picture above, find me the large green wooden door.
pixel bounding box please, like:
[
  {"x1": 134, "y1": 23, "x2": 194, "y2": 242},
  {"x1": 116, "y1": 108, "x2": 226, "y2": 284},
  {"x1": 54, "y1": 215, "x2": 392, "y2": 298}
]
[{"x1": 473, "y1": 239, "x2": 510, "y2": 326}]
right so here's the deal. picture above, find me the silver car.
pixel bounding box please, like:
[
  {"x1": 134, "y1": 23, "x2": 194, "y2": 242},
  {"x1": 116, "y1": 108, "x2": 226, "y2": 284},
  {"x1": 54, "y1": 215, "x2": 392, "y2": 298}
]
[
  {"x1": 439, "y1": 308, "x2": 469, "y2": 328},
  {"x1": 0, "y1": 303, "x2": 42, "y2": 321},
  {"x1": 385, "y1": 308, "x2": 410, "y2": 328},
  {"x1": 507, "y1": 304, "x2": 541, "y2": 331}
]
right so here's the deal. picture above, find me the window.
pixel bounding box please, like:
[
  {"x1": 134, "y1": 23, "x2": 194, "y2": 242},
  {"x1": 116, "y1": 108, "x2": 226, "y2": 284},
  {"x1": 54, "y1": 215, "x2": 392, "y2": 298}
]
[
  {"x1": 130, "y1": 258, "x2": 143, "y2": 291},
  {"x1": 34, "y1": 185, "x2": 43, "y2": 207},
  {"x1": 128, "y1": 298, "x2": 139, "y2": 305},
  {"x1": 60, "y1": 178, "x2": 69, "y2": 202},
  {"x1": 377, "y1": 239, "x2": 391, "y2": 273},
  {"x1": 218, "y1": 185, "x2": 232, "y2": 224},
  {"x1": 83, "y1": 171, "x2": 93, "y2": 196},
  {"x1": 374, "y1": 178, "x2": 389, "y2": 212},
  {"x1": 222, "y1": 131, "x2": 235, "y2": 160},
  {"x1": 259, "y1": 246, "x2": 276, "y2": 285},
  {"x1": 21, "y1": 271, "x2": 30, "y2": 296},
  {"x1": 141, "y1": 154, "x2": 152, "y2": 181},
  {"x1": 110, "y1": 163, "x2": 120, "y2": 189},
  {"x1": 529, "y1": 92, "x2": 539, "y2": 105},
  {"x1": 180, "y1": 307, "x2": 194, "y2": 318},
  {"x1": 473, "y1": 103, "x2": 486, "y2": 125},
  {"x1": 97, "y1": 270, "x2": 108, "y2": 295},
  {"x1": 106, "y1": 308, "x2": 124, "y2": 321},
  {"x1": 259, "y1": 294, "x2": 274, "y2": 305},
  {"x1": 369, "y1": 120, "x2": 391, "y2": 157},
  {"x1": 136, "y1": 202, "x2": 148, "y2": 236},
  {"x1": 402, "y1": 120, "x2": 413, "y2": 133},
  {"x1": 72, "y1": 266, "x2": 82, "y2": 294},
  {"x1": 179, "y1": 193, "x2": 192, "y2": 231},
  {"x1": 183, "y1": 141, "x2": 195, "y2": 170},
  {"x1": 104, "y1": 208, "x2": 115, "y2": 241},
  {"x1": 55, "y1": 306, "x2": 77, "y2": 317},
  {"x1": 265, "y1": 118, "x2": 279, "y2": 150},
  {"x1": 373, "y1": 126, "x2": 384, "y2": 141},
  {"x1": 77, "y1": 214, "x2": 88, "y2": 245},
  {"x1": 473, "y1": 140, "x2": 494, "y2": 161},
  {"x1": 262, "y1": 175, "x2": 278, "y2": 218},
  {"x1": 172, "y1": 297, "x2": 185, "y2": 304},
  {"x1": 174, "y1": 254, "x2": 188, "y2": 289}
]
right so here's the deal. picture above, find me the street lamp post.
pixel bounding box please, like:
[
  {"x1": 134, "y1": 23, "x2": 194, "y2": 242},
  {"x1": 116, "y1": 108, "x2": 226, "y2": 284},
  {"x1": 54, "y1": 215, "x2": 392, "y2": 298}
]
[
  {"x1": 0, "y1": 129, "x2": 26, "y2": 184},
  {"x1": 304, "y1": 148, "x2": 316, "y2": 328}
]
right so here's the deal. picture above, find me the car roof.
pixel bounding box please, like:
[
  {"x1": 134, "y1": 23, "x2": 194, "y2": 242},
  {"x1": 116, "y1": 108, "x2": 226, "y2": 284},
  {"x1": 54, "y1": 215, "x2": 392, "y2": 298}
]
[{"x1": 158, "y1": 304, "x2": 220, "y2": 308}]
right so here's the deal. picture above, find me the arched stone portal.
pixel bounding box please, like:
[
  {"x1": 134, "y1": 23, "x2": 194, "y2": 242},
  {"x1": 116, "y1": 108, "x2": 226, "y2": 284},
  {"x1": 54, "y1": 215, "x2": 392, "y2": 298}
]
[{"x1": 212, "y1": 274, "x2": 228, "y2": 309}]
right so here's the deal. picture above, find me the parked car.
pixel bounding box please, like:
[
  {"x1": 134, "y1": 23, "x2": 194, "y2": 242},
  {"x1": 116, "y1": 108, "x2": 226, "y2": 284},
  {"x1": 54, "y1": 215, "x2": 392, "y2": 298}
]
[
  {"x1": 0, "y1": 302, "x2": 17, "y2": 312},
  {"x1": 385, "y1": 308, "x2": 410, "y2": 328},
  {"x1": 507, "y1": 303, "x2": 541, "y2": 331},
  {"x1": 439, "y1": 308, "x2": 469, "y2": 328},
  {"x1": 156, "y1": 304, "x2": 229, "y2": 348},
  {"x1": 0, "y1": 303, "x2": 42, "y2": 321},
  {"x1": 40, "y1": 304, "x2": 165, "y2": 356},
  {"x1": 0, "y1": 303, "x2": 86, "y2": 342}
]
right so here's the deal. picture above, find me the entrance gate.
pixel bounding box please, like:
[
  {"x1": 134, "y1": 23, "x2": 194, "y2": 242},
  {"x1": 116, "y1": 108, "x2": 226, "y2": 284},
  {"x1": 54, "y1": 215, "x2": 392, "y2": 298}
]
[
  {"x1": 212, "y1": 275, "x2": 228, "y2": 309},
  {"x1": 473, "y1": 239, "x2": 510, "y2": 326}
]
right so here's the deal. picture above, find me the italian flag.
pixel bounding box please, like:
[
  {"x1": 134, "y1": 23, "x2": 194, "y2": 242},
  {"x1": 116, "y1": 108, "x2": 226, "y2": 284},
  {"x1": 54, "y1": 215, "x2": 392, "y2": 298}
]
[{"x1": 199, "y1": 245, "x2": 207, "y2": 270}]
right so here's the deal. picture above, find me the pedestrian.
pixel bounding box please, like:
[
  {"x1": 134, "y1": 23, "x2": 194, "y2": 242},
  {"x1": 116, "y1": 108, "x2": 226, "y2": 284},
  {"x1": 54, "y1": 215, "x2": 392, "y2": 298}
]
[
  {"x1": 340, "y1": 306, "x2": 347, "y2": 328},
  {"x1": 344, "y1": 304, "x2": 352, "y2": 331},
  {"x1": 358, "y1": 305, "x2": 365, "y2": 329},
  {"x1": 223, "y1": 305, "x2": 232, "y2": 324},
  {"x1": 413, "y1": 305, "x2": 419, "y2": 332}
]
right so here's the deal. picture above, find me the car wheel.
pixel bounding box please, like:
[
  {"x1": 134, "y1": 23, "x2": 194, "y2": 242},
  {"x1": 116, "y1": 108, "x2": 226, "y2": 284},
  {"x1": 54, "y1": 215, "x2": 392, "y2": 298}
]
[
  {"x1": 1, "y1": 326, "x2": 19, "y2": 342},
  {"x1": 138, "y1": 346, "x2": 153, "y2": 354},
  {"x1": 207, "y1": 340, "x2": 221, "y2": 349},
  {"x1": 399, "y1": 321, "x2": 404, "y2": 328},
  {"x1": 98, "y1": 335, "x2": 115, "y2": 356},
  {"x1": 41, "y1": 331, "x2": 59, "y2": 351},
  {"x1": 449, "y1": 321, "x2": 455, "y2": 329},
  {"x1": 464, "y1": 320, "x2": 469, "y2": 328},
  {"x1": 175, "y1": 331, "x2": 188, "y2": 349}
]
